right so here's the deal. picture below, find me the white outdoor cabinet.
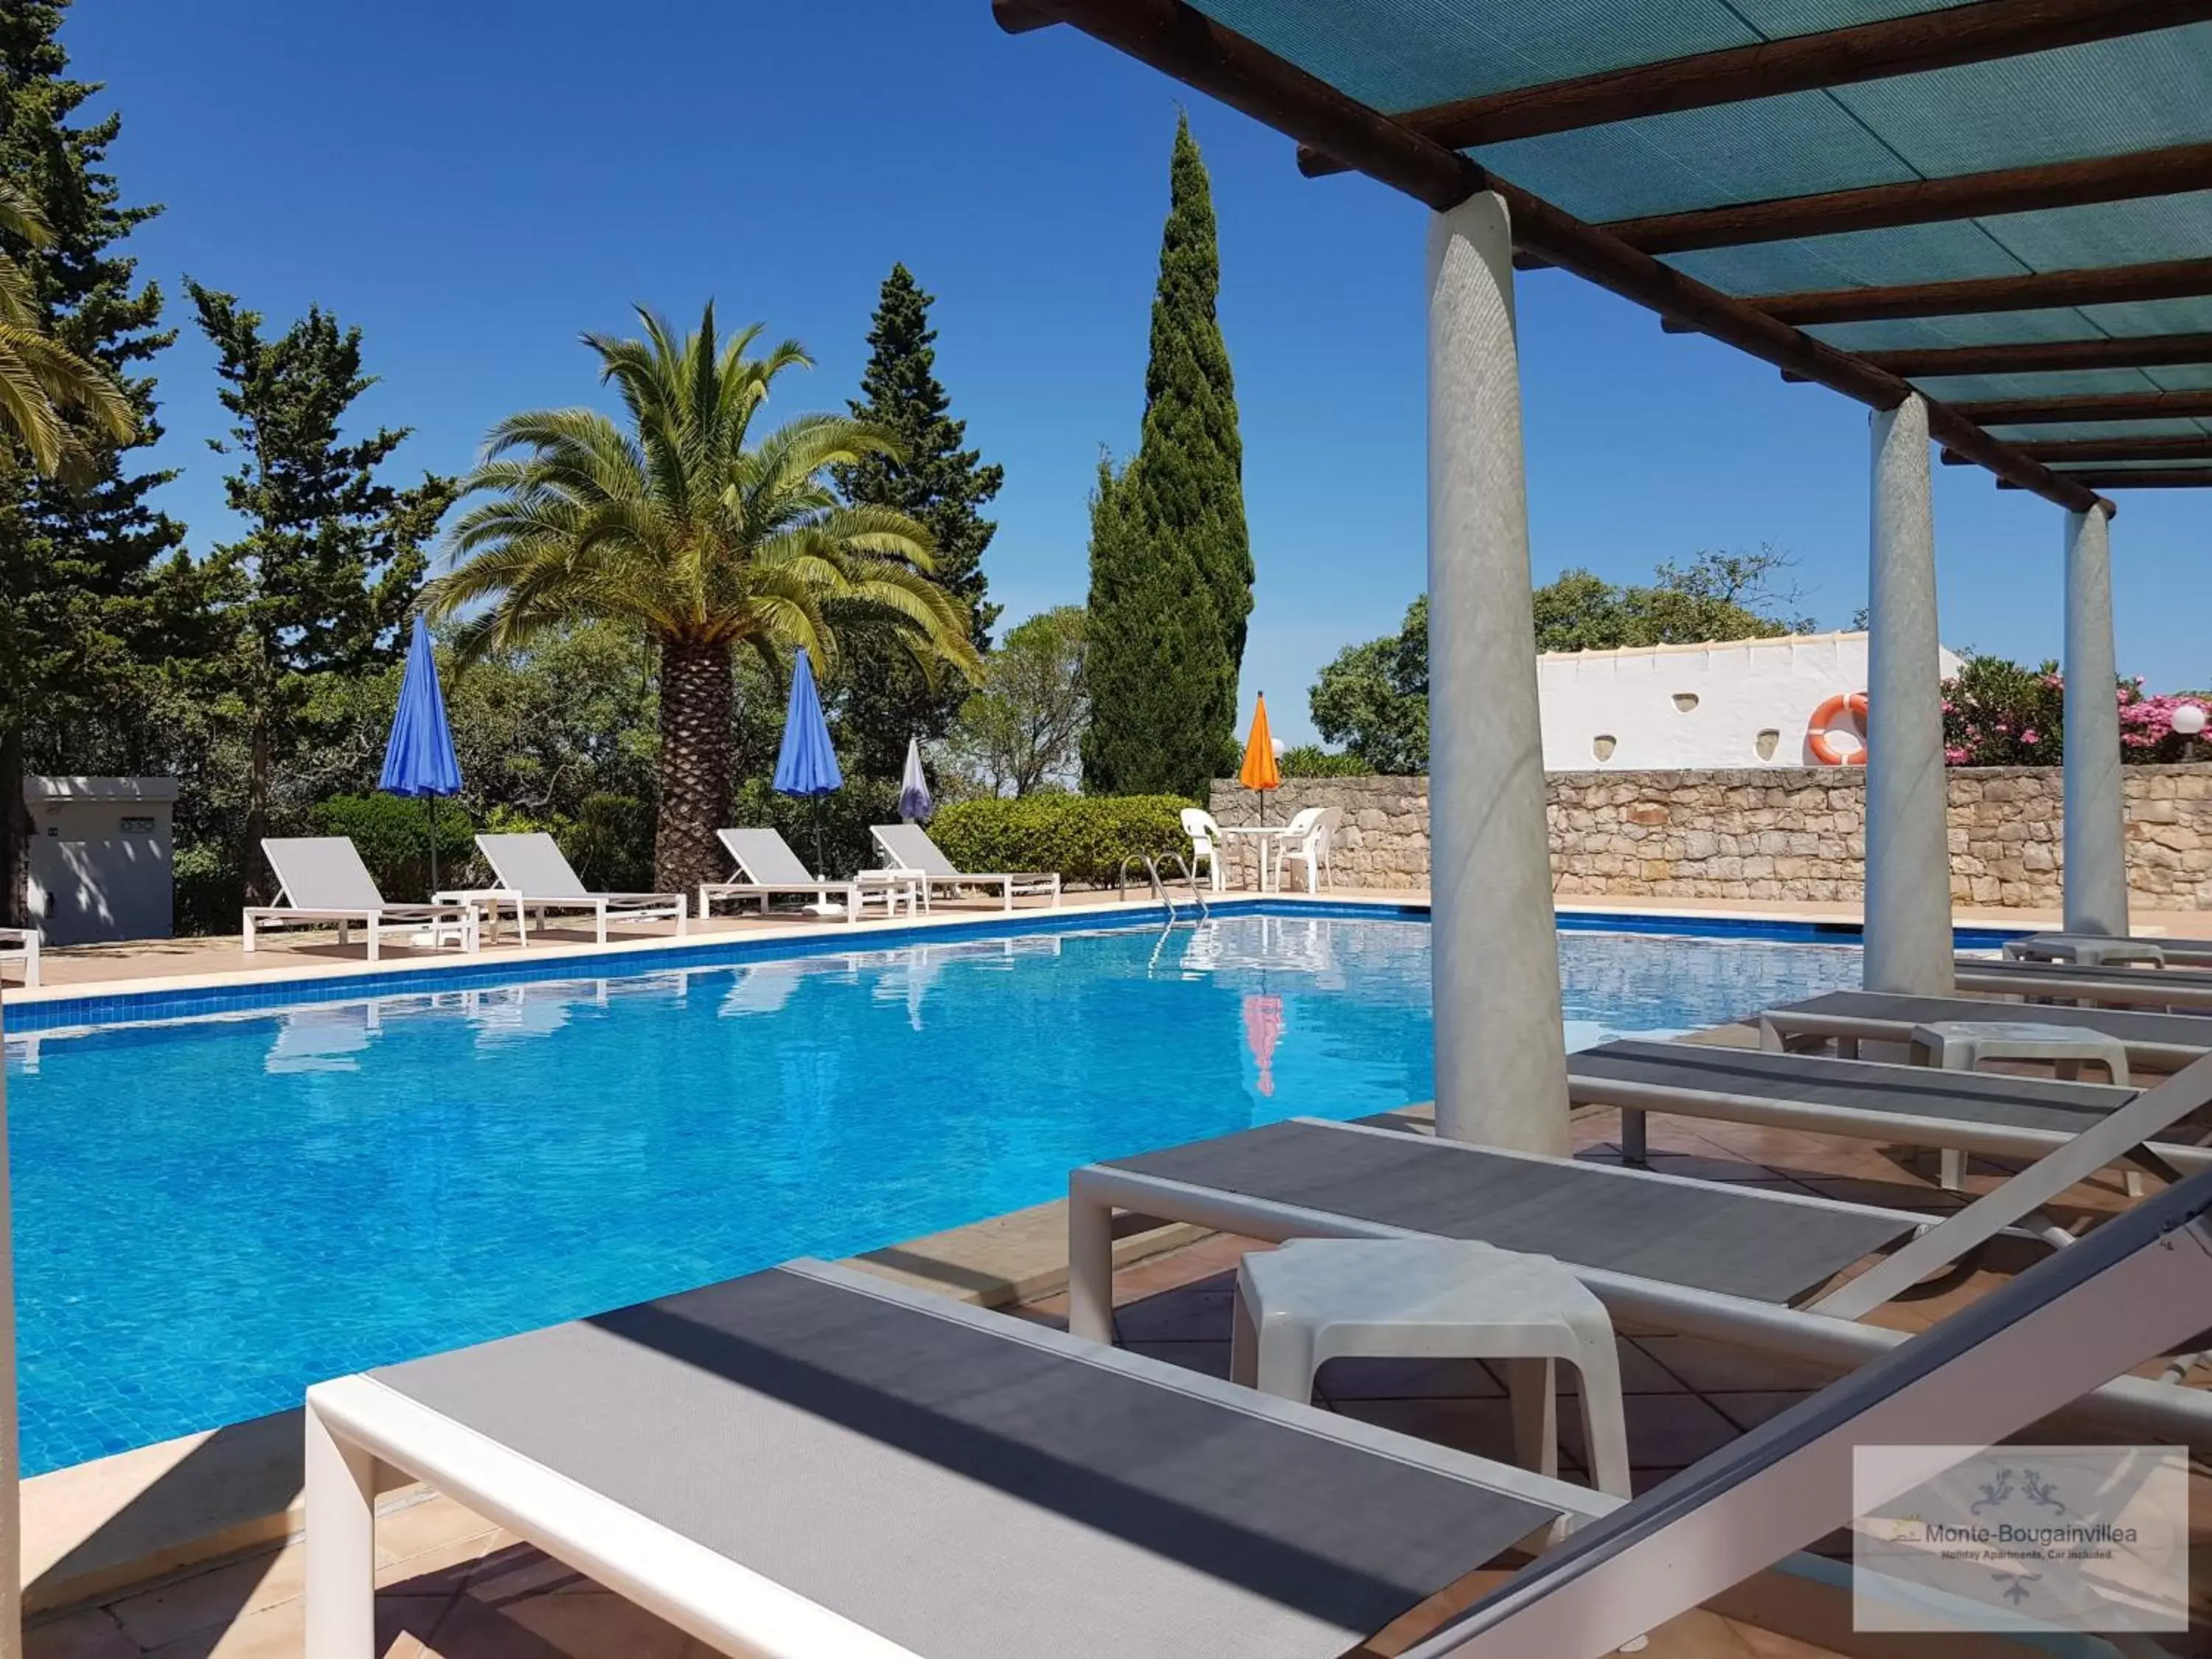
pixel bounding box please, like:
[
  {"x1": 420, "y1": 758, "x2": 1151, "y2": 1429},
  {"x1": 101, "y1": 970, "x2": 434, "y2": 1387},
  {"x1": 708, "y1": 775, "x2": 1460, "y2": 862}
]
[{"x1": 24, "y1": 776, "x2": 177, "y2": 944}]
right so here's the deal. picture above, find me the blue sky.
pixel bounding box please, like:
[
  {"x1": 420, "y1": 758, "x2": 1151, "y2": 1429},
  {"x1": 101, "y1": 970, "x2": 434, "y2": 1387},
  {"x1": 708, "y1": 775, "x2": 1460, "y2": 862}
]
[{"x1": 68, "y1": 0, "x2": 2208, "y2": 744}]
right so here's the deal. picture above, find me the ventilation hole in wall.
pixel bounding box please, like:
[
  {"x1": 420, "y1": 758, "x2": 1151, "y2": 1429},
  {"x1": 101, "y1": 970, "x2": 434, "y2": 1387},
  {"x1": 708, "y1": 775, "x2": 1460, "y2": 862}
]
[
  {"x1": 1755, "y1": 728, "x2": 1781, "y2": 762},
  {"x1": 1592, "y1": 734, "x2": 1617, "y2": 762},
  {"x1": 1672, "y1": 692, "x2": 1700, "y2": 712}
]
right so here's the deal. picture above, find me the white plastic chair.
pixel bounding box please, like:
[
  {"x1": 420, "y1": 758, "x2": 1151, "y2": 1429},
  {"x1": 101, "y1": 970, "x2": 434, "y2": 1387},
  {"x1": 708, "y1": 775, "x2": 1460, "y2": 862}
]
[
  {"x1": 1277, "y1": 805, "x2": 1339, "y2": 893},
  {"x1": 1179, "y1": 807, "x2": 1225, "y2": 892}
]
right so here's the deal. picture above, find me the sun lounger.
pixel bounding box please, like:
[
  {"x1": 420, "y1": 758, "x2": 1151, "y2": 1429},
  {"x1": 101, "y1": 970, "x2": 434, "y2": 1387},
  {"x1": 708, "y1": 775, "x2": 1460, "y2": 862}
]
[
  {"x1": 2003, "y1": 930, "x2": 2212, "y2": 969},
  {"x1": 473, "y1": 832, "x2": 686, "y2": 945},
  {"x1": 1568, "y1": 1037, "x2": 2212, "y2": 1178},
  {"x1": 1762, "y1": 988, "x2": 2212, "y2": 1073},
  {"x1": 1068, "y1": 1062, "x2": 2212, "y2": 1413},
  {"x1": 1954, "y1": 953, "x2": 2212, "y2": 1009},
  {"x1": 0, "y1": 925, "x2": 37, "y2": 988},
  {"x1": 303, "y1": 1186, "x2": 2212, "y2": 1658},
  {"x1": 244, "y1": 839, "x2": 479, "y2": 961},
  {"x1": 696, "y1": 828, "x2": 909, "y2": 925},
  {"x1": 871, "y1": 822, "x2": 1061, "y2": 911}
]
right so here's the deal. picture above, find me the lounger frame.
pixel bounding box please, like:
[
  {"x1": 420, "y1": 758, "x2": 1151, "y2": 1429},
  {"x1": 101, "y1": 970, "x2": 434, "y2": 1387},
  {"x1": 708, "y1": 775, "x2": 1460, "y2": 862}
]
[
  {"x1": 1567, "y1": 1046, "x2": 2212, "y2": 1176},
  {"x1": 473, "y1": 834, "x2": 687, "y2": 945},
  {"x1": 1066, "y1": 1118, "x2": 2212, "y2": 1449},
  {"x1": 869, "y1": 825, "x2": 1062, "y2": 913},
  {"x1": 304, "y1": 1258, "x2": 1613, "y2": 1659},
  {"x1": 1955, "y1": 956, "x2": 2212, "y2": 1009},
  {"x1": 1760, "y1": 992, "x2": 2212, "y2": 1072}
]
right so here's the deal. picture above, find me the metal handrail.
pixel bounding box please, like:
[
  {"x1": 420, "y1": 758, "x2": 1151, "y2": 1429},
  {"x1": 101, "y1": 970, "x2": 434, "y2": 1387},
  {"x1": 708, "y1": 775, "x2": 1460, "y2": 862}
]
[
  {"x1": 1156, "y1": 851, "x2": 1211, "y2": 919},
  {"x1": 1116, "y1": 854, "x2": 1178, "y2": 923}
]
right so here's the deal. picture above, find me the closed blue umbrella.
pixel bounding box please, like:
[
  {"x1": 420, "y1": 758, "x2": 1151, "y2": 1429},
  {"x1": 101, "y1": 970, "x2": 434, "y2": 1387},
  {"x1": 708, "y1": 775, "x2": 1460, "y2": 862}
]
[
  {"x1": 898, "y1": 735, "x2": 933, "y2": 824},
  {"x1": 773, "y1": 647, "x2": 842, "y2": 872},
  {"x1": 380, "y1": 615, "x2": 463, "y2": 894}
]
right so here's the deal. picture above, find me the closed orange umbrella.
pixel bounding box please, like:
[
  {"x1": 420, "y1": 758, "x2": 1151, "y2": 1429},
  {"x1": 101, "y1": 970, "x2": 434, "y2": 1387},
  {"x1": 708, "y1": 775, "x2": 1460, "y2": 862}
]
[{"x1": 1239, "y1": 694, "x2": 1281, "y2": 801}]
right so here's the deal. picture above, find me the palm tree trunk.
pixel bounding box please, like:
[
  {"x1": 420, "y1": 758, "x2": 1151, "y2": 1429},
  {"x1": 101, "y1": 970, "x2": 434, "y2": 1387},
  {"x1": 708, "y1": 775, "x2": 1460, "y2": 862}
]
[{"x1": 655, "y1": 638, "x2": 734, "y2": 895}]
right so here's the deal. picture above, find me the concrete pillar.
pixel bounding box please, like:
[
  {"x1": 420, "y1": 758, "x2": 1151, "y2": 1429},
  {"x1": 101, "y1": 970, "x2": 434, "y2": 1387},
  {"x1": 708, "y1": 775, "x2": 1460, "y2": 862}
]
[
  {"x1": 2063, "y1": 504, "x2": 2129, "y2": 936},
  {"x1": 1425, "y1": 191, "x2": 1568, "y2": 1154},
  {"x1": 1863, "y1": 396, "x2": 1955, "y2": 996}
]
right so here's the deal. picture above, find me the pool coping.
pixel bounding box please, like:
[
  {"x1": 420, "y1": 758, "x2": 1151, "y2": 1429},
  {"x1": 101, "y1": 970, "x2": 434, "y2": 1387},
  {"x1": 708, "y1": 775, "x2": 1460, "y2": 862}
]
[{"x1": 0, "y1": 891, "x2": 2029, "y2": 1035}]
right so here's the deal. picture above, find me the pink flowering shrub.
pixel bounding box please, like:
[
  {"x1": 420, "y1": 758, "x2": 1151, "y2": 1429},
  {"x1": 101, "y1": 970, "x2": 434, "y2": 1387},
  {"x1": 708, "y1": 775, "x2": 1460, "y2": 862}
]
[{"x1": 1938, "y1": 654, "x2": 2211, "y2": 766}]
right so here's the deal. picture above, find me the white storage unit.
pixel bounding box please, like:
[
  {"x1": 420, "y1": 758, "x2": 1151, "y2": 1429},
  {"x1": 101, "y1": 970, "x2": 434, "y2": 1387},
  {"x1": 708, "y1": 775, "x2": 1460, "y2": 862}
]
[
  {"x1": 24, "y1": 776, "x2": 177, "y2": 945},
  {"x1": 1537, "y1": 630, "x2": 1963, "y2": 773}
]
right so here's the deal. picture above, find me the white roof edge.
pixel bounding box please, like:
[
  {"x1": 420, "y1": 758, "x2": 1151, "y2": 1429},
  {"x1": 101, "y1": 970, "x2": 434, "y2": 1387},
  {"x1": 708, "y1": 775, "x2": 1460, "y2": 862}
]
[{"x1": 23, "y1": 776, "x2": 180, "y2": 803}]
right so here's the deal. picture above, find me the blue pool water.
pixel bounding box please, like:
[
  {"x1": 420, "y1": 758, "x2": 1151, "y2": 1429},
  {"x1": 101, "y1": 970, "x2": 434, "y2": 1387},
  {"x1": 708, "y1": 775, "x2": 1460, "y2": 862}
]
[{"x1": 1, "y1": 911, "x2": 1862, "y2": 1474}]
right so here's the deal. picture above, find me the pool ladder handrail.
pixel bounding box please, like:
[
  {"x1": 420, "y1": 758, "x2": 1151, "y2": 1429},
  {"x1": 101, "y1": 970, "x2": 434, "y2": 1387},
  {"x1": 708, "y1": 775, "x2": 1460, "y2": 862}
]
[{"x1": 1116, "y1": 853, "x2": 1211, "y2": 922}]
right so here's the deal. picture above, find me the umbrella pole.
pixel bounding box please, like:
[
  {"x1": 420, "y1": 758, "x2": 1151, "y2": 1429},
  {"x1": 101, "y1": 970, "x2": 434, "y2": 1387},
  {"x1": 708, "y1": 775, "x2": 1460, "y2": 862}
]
[{"x1": 428, "y1": 794, "x2": 439, "y2": 898}]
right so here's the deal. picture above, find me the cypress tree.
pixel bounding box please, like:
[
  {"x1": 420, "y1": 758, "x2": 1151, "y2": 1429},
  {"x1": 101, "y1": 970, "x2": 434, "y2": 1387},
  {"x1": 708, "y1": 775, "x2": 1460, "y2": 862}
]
[
  {"x1": 0, "y1": 0, "x2": 187, "y2": 923},
  {"x1": 1081, "y1": 114, "x2": 1251, "y2": 799},
  {"x1": 832, "y1": 263, "x2": 1002, "y2": 778}
]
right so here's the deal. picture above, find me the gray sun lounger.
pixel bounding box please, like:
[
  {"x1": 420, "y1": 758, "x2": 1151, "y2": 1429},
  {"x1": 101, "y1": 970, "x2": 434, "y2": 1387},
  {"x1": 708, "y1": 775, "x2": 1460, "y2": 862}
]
[
  {"x1": 473, "y1": 832, "x2": 687, "y2": 945},
  {"x1": 1762, "y1": 989, "x2": 2212, "y2": 1073},
  {"x1": 1954, "y1": 953, "x2": 2212, "y2": 1010},
  {"x1": 1069, "y1": 1065, "x2": 2212, "y2": 1405},
  {"x1": 697, "y1": 828, "x2": 909, "y2": 925},
  {"x1": 303, "y1": 1194, "x2": 2212, "y2": 1658},
  {"x1": 870, "y1": 823, "x2": 1061, "y2": 912},
  {"x1": 244, "y1": 838, "x2": 478, "y2": 960},
  {"x1": 1568, "y1": 1037, "x2": 2212, "y2": 1183}
]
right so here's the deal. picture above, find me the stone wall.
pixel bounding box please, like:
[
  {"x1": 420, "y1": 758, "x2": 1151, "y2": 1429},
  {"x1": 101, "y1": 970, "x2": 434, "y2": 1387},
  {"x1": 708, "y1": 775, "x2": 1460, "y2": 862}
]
[{"x1": 1208, "y1": 765, "x2": 2212, "y2": 909}]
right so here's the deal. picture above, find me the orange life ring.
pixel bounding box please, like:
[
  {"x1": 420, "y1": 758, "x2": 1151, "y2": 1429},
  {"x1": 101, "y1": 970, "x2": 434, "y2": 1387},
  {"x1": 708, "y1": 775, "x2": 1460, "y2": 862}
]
[{"x1": 1806, "y1": 692, "x2": 1870, "y2": 765}]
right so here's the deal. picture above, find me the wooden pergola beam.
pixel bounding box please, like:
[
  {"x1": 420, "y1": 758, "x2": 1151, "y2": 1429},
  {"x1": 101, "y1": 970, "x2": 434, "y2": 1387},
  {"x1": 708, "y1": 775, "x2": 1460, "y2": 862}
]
[
  {"x1": 1950, "y1": 389, "x2": 2212, "y2": 424},
  {"x1": 992, "y1": 0, "x2": 2107, "y2": 515},
  {"x1": 1295, "y1": 0, "x2": 2212, "y2": 176},
  {"x1": 1999, "y1": 467, "x2": 2212, "y2": 487},
  {"x1": 1587, "y1": 142, "x2": 2212, "y2": 255},
  {"x1": 1749, "y1": 255, "x2": 2212, "y2": 324},
  {"x1": 1865, "y1": 331, "x2": 2212, "y2": 375},
  {"x1": 1942, "y1": 434, "x2": 2212, "y2": 463}
]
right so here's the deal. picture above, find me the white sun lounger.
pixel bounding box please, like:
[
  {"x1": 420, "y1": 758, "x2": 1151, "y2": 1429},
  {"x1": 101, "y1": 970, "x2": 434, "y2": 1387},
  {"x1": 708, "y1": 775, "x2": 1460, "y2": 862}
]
[
  {"x1": 1067, "y1": 1062, "x2": 2212, "y2": 1444},
  {"x1": 697, "y1": 829, "x2": 909, "y2": 925},
  {"x1": 473, "y1": 832, "x2": 686, "y2": 945},
  {"x1": 870, "y1": 823, "x2": 1061, "y2": 912},
  {"x1": 244, "y1": 839, "x2": 479, "y2": 961},
  {"x1": 303, "y1": 1178, "x2": 2212, "y2": 1659},
  {"x1": 0, "y1": 925, "x2": 37, "y2": 988},
  {"x1": 1567, "y1": 1037, "x2": 2212, "y2": 1180}
]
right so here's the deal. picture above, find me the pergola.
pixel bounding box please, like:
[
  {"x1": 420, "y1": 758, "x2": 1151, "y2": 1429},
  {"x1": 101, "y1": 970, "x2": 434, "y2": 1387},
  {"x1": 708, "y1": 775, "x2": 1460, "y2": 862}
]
[{"x1": 997, "y1": 0, "x2": 2208, "y2": 1150}]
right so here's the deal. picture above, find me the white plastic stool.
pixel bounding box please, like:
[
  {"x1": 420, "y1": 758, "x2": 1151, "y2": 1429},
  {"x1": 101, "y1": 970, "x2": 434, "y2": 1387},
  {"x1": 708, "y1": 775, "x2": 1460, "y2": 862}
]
[
  {"x1": 1908, "y1": 1020, "x2": 2134, "y2": 1192},
  {"x1": 2003, "y1": 932, "x2": 2167, "y2": 968},
  {"x1": 1231, "y1": 1238, "x2": 1633, "y2": 1499}
]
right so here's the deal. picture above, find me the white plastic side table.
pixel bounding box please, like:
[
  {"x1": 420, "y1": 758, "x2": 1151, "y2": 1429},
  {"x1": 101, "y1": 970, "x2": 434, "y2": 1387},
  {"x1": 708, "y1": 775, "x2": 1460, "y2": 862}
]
[
  {"x1": 1231, "y1": 1237, "x2": 1632, "y2": 1499},
  {"x1": 2003, "y1": 932, "x2": 2168, "y2": 968},
  {"x1": 1908, "y1": 1019, "x2": 2133, "y2": 1192}
]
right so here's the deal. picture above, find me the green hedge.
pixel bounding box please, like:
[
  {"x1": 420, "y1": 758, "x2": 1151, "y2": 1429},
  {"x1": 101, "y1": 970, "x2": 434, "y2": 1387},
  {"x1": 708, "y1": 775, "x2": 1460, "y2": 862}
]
[
  {"x1": 310, "y1": 793, "x2": 477, "y2": 900},
  {"x1": 1279, "y1": 743, "x2": 1371, "y2": 778},
  {"x1": 928, "y1": 794, "x2": 1194, "y2": 886}
]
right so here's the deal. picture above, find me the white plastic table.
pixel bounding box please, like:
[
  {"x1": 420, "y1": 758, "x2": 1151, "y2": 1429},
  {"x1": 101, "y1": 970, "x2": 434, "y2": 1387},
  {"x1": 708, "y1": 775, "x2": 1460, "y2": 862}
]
[
  {"x1": 0, "y1": 925, "x2": 37, "y2": 988},
  {"x1": 2003, "y1": 932, "x2": 2168, "y2": 968},
  {"x1": 1214, "y1": 824, "x2": 1292, "y2": 891},
  {"x1": 1231, "y1": 1237, "x2": 1632, "y2": 1499},
  {"x1": 434, "y1": 888, "x2": 527, "y2": 945},
  {"x1": 1909, "y1": 1018, "x2": 2134, "y2": 1191}
]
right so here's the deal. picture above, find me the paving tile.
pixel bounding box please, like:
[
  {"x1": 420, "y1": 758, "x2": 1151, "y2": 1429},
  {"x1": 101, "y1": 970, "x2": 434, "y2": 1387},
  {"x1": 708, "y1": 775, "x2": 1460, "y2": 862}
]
[
  {"x1": 374, "y1": 1493, "x2": 498, "y2": 1570},
  {"x1": 24, "y1": 1607, "x2": 138, "y2": 1659},
  {"x1": 1631, "y1": 1336, "x2": 1846, "y2": 1395},
  {"x1": 497, "y1": 1587, "x2": 714, "y2": 1659},
  {"x1": 410, "y1": 1593, "x2": 578, "y2": 1659},
  {"x1": 1111, "y1": 1283, "x2": 1236, "y2": 1343},
  {"x1": 1317, "y1": 1356, "x2": 1506, "y2": 1402},
  {"x1": 1559, "y1": 1394, "x2": 1742, "y2": 1471},
  {"x1": 1327, "y1": 1398, "x2": 1584, "y2": 1476},
  {"x1": 107, "y1": 1549, "x2": 294, "y2": 1649}
]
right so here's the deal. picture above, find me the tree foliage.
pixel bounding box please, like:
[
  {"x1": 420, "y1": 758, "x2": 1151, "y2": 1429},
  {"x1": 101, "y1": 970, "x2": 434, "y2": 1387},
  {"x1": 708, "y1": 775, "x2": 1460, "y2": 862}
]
[
  {"x1": 425, "y1": 303, "x2": 981, "y2": 892},
  {"x1": 1082, "y1": 116, "x2": 1251, "y2": 798},
  {"x1": 0, "y1": 0, "x2": 187, "y2": 923},
  {"x1": 1312, "y1": 550, "x2": 1814, "y2": 773},
  {"x1": 184, "y1": 279, "x2": 454, "y2": 894},
  {"x1": 946, "y1": 605, "x2": 1088, "y2": 797},
  {"x1": 830, "y1": 263, "x2": 1001, "y2": 776}
]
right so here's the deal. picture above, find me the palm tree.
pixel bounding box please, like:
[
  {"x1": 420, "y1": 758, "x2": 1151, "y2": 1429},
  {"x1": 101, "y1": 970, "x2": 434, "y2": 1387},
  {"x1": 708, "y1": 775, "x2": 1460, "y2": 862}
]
[
  {"x1": 0, "y1": 180, "x2": 134, "y2": 474},
  {"x1": 424, "y1": 302, "x2": 983, "y2": 892}
]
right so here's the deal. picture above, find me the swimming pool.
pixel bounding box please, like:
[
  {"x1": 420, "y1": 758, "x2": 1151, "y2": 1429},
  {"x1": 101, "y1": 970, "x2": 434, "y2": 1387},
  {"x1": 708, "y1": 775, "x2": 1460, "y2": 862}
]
[{"x1": 1, "y1": 910, "x2": 1863, "y2": 1474}]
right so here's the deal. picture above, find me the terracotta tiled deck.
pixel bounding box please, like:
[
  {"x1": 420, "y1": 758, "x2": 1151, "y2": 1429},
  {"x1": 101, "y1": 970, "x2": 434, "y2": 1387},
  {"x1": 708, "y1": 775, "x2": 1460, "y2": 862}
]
[{"x1": 27, "y1": 1102, "x2": 2208, "y2": 1658}]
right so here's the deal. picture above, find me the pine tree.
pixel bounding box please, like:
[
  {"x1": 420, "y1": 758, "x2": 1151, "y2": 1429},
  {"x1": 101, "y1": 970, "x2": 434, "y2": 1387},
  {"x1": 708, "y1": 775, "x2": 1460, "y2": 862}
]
[
  {"x1": 0, "y1": 0, "x2": 187, "y2": 924},
  {"x1": 187, "y1": 280, "x2": 454, "y2": 895},
  {"x1": 832, "y1": 263, "x2": 1002, "y2": 777},
  {"x1": 1080, "y1": 115, "x2": 1251, "y2": 799}
]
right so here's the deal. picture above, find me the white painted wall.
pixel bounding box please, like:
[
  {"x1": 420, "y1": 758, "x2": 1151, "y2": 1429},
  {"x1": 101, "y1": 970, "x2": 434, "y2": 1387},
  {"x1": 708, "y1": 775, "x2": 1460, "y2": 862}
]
[{"x1": 1537, "y1": 631, "x2": 1962, "y2": 773}]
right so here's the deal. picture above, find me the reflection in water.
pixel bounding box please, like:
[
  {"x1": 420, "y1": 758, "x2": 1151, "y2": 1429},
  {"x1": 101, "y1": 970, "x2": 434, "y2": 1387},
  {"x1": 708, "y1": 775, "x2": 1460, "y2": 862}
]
[
  {"x1": 1241, "y1": 994, "x2": 1284, "y2": 1096},
  {"x1": 265, "y1": 1004, "x2": 380, "y2": 1074}
]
